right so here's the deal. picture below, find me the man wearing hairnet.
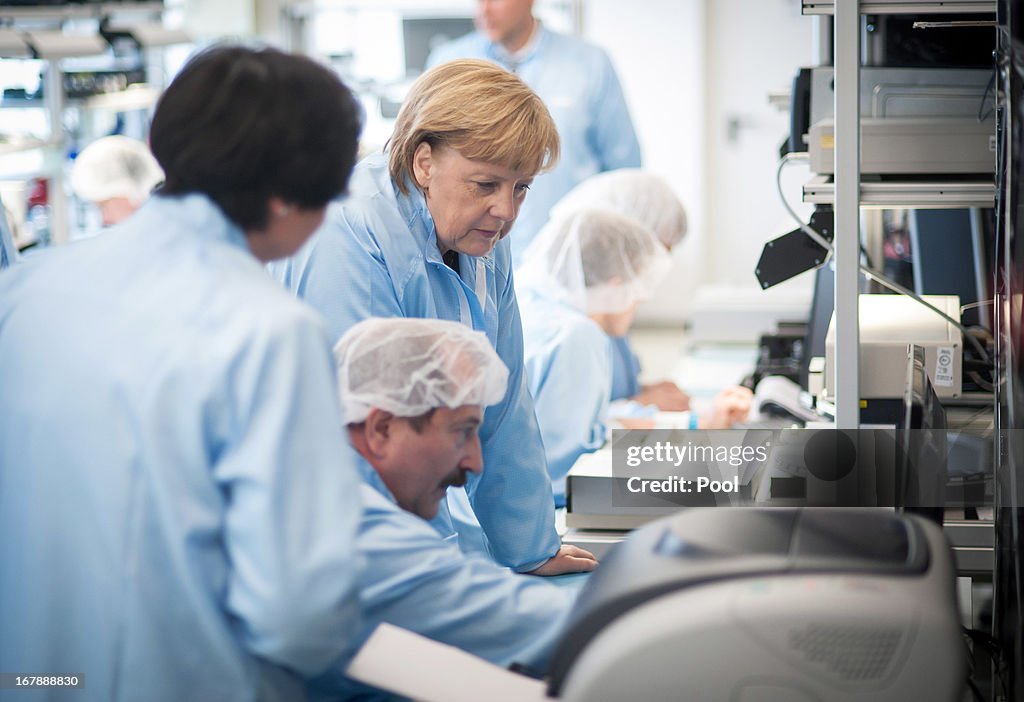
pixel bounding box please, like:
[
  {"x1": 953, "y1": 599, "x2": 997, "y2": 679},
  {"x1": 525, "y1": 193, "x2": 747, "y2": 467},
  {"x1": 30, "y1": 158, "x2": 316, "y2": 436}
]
[
  {"x1": 70, "y1": 135, "x2": 164, "y2": 227},
  {"x1": 427, "y1": 0, "x2": 641, "y2": 263},
  {"x1": 518, "y1": 208, "x2": 752, "y2": 506},
  {"x1": 310, "y1": 317, "x2": 583, "y2": 698},
  {"x1": 550, "y1": 169, "x2": 693, "y2": 412}
]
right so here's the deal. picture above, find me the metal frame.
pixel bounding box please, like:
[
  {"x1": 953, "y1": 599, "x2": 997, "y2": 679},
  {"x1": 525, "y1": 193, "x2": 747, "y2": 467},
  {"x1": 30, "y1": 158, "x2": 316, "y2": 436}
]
[
  {"x1": 834, "y1": 0, "x2": 861, "y2": 428},
  {"x1": 803, "y1": 175, "x2": 996, "y2": 207},
  {"x1": 803, "y1": 0, "x2": 995, "y2": 14}
]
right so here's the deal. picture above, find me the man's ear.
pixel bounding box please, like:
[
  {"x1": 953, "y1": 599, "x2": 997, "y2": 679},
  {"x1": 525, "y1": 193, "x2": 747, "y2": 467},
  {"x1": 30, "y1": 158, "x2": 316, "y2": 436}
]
[
  {"x1": 364, "y1": 408, "x2": 396, "y2": 457},
  {"x1": 411, "y1": 142, "x2": 434, "y2": 190}
]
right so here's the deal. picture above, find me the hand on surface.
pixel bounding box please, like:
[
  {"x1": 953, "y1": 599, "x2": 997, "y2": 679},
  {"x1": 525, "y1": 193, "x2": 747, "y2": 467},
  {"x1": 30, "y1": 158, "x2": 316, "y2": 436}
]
[
  {"x1": 633, "y1": 381, "x2": 691, "y2": 412},
  {"x1": 699, "y1": 386, "x2": 753, "y2": 429},
  {"x1": 529, "y1": 544, "x2": 598, "y2": 576}
]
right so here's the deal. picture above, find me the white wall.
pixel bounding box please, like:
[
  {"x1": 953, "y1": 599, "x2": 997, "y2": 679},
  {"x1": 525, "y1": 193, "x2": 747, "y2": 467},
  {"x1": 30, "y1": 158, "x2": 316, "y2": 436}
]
[
  {"x1": 585, "y1": 0, "x2": 815, "y2": 327},
  {"x1": 703, "y1": 0, "x2": 815, "y2": 294},
  {"x1": 584, "y1": 0, "x2": 705, "y2": 324}
]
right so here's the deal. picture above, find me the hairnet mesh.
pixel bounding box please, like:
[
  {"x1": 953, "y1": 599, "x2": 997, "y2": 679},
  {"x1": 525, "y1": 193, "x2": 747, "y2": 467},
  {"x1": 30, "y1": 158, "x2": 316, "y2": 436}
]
[
  {"x1": 334, "y1": 318, "x2": 509, "y2": 424},
  {"x1": 518, "y1": 208, "x2": 672, "y2": 314},
  {"x1": 70, "y1": 136, "x2": 164, "y2": 205},
  {"x1": 550, "y1": 169, "x2": 687, "y2": 249}
]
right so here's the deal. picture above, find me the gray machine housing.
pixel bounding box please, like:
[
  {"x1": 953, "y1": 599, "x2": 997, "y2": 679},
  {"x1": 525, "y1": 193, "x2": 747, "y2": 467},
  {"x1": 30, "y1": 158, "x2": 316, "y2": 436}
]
[
  {"x1": 548, "y1": 508, "x2": 964, "y2": 702},
  {"x1": 805, "y1": 67, "x2": 995, "y2": 175}
]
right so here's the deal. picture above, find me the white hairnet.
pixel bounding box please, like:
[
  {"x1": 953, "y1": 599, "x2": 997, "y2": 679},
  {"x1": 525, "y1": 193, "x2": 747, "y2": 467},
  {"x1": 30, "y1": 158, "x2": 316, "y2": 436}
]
[
  {"x1": 551, "y1": 169, "x2": 688, "y2": 249},
  {"x1": 334, "y1": 317, "x2": 509, "y2": 424},
  {"x1": 70, "y1": 136, "x2": 164, "y2": 205},
  {"x1": 518, "y1": 208, "x2": 672, "y2": 314}
]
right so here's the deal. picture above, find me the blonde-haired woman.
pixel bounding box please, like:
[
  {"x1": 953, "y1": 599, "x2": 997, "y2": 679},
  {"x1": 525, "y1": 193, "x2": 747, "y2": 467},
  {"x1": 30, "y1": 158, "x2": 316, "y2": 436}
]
[{"x1": 274, "y1": 59, "x2": 595, "y2": 576}]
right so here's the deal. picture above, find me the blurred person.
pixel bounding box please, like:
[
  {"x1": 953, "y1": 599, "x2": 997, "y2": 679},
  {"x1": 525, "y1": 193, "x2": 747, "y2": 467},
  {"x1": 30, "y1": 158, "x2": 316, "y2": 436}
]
[
  {"x1": 518, "y1": 208, "x2": 752, "y2": 505},
  {"x1": 310, "y1": 317, "x2": 587, "y2": 699},
  {"x1": 427, "y1": 0, "x2": 641, "y2": 263},
  {"x1": 550, "y1": 168, "x2": 692, "y2": 411},
  {"x1": 271, "y1": 59, "x2": 595, "y2": 575},
  {"x1": 0, "y1": 46, "x2": 365, "y2": 702},
  {"x1": 0, "y1": 207, "x2": 17, "y2": 270},
  {"x1": 71, "y1": 134, "x2": 164, "y2": 226}
]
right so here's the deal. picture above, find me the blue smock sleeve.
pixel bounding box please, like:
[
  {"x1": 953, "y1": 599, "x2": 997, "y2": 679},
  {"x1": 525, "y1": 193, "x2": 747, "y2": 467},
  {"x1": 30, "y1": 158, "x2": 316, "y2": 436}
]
[
  {"x1": 529, "y1": 316, "x2": 612, "y2": 490},
  {"x1": 610, "y1": 334, "x2": 643, "y2": 401},
  {"x1": 352, "y1": 486, "x2": 575, "y2": 669},
  {"x1": 469, "y1": 266, "x2": 561, "y2": 570},
  {"x1": 588, "y1": 49, "x2": 642, "y2": 171},
  {"x1": 214, "y1": 310, "x2": 364, "y2": 674}
]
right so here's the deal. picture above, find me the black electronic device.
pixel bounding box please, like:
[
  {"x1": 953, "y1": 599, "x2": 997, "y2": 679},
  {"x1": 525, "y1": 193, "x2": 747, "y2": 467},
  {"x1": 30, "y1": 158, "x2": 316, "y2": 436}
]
[
  {"x1": 865, "y1": 14, "x2": 994, "y2": 68},
  {"x1": 800, "y1": 257, "x2": 836, "y2": 391},
  {"x1": 754, "y1": 206, "x2": 833, "y2": 290},
  {"x1": 909, "y1": 207, "x2": 993, "y2": 329},
  {"x1": 785, "y1": 67, "x2": 812, "y2": 156},
  {"x1": 897, "y1": 344, "x2": 948, "y2": 526}
]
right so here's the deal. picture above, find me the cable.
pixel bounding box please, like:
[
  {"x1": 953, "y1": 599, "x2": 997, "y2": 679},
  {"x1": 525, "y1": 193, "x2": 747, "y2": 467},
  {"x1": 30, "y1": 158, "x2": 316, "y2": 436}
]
[
  {"x1": 776, "y1": 153, "x2": 835, "y2": 253},
  {"x1": 979, "y1": 67, "x2": 997, "y2": 122},
  {"x1": 776, "y1": 154, "x2": 994, "y2": 370}
]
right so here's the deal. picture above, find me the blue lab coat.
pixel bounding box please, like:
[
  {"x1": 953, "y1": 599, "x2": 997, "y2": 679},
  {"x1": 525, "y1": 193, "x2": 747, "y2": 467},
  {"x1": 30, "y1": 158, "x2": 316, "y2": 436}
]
[
  {"x1": 0, "y1": 214, "x2": 17, "y2": 270},
  {"x1": 610, "y1": 334, "x2": 643, "y2": 400},
  {"x1": 271, "y1": 154, "x2": 560, "y2": 572},
  {"x1": 427, "y1": 25, "x2": 642, "y2": 264},
  {"x1": 308, "y1": 464, "x2": 578, "y2": 699},
  {"x1": 0, "y1": 194, "x2": 364, "y2": 702},
  {"x1": 519, "y1": 288, "x2": 612, "y2": 505}
]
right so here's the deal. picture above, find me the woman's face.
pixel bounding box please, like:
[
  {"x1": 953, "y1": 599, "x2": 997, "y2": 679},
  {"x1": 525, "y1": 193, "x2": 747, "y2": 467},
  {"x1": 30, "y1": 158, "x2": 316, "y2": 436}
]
[{"x1": 412, "y1": 143, "x2": 534, "y2": 257}]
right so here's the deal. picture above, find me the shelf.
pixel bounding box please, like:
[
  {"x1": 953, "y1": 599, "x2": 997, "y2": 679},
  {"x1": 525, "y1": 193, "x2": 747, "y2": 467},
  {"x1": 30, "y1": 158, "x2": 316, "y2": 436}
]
[
  {"x1": 2, "y1": 84, "x2": 158, "y2": 112},
  {"x1": 803, "y1": 0, "x2": 996, "y2": 14},
  {"x1": 78, "y1": 83, "x2": 158, "y2": 111},
  {"x1": 802, "y1": 174, "x2": 995, "y2": 208},
  {"x1": 0, "y1": 136, "x2": 61, "y2": 158},
  {"x1": 0, "y1": 3, "x2": 165, "y2": 21}
]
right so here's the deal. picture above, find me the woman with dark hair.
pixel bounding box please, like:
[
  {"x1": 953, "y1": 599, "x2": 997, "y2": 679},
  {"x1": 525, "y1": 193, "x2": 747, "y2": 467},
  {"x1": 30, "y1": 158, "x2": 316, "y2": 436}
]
[{"x1": 0, "y1": 46, "x2": 365, "y2": 701}]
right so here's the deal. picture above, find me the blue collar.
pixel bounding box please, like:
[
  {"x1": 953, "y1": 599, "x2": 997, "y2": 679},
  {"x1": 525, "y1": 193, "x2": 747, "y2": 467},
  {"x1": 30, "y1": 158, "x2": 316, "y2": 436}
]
[
  {"x1": 394, "y1": 179, "x2": 446, "y2": 266},
  {"x1": 487, "y1": 24, "x2": 549, "y2": 71},
  {"x1": 360, "y1": 458, "x2": 398, "y2": 505},
  {"x1": 148, "y1": 192, "x2": 250, "y2": 254}
]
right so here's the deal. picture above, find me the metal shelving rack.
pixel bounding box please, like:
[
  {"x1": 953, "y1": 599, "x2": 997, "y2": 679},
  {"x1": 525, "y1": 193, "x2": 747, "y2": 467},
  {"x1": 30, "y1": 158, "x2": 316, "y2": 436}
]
[
  {"x1": 0, "y1": 2, "x2": 184, "y2": 244},
  {"x1": 800, "y1": 0, "x2": 998, "y2": 428}
]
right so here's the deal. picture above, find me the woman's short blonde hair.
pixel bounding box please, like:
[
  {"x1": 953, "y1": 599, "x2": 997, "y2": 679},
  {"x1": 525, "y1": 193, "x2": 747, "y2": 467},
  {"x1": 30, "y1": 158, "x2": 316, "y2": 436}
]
[{"x1": 388, "y1": 59, "x2": 560, "y2": 194}]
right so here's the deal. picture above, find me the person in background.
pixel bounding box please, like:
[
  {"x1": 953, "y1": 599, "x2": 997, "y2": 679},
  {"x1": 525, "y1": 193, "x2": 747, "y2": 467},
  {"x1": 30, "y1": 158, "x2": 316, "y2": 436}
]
[
  {"x1": 427, "y1": 0, "x2": 641, "y2": 263},
  {"x1": 0, "y1": 208, "x2": 17, "y2": 270},
  {"x1": 70, "y1": 134, "x2": 164, "y2": 226},
  {"x1": 271, "y1": 59, "x2": 595, "y2": 575},
  {"x1": 0, "y1": 46, "x2": 366, "y2": 702},
  {"x1": 518, "y1": 208, "x2": 753, "y2": 506},
  {"x1": 311, "y1": 317, "x2": 583, "y2": 699},
  {"x1": 550, "y1": 169, "x2": 692, "y2": 411}
]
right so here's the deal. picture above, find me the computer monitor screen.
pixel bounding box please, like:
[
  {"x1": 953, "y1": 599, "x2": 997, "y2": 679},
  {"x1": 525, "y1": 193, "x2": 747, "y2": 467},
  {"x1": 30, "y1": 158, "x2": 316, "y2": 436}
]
[
  {"x1": 908, "y1": 207, "x2": 993, "y2": 329},
  {"x1": 402, "y1": 17, "x2": 475, "y2": 77},
  {"x1": 799, "y1": 260, "x2": 836, "y2": 391},
  {"x1": 897, "y1": 344, "x2": 948, "y2": 526}
]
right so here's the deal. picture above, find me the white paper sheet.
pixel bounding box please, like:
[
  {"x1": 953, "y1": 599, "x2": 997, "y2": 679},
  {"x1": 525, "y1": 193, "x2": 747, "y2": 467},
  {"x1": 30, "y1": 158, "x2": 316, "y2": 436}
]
[{"x1": 345, "y1": 623, "x2": 550, "y2": 702}]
